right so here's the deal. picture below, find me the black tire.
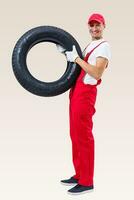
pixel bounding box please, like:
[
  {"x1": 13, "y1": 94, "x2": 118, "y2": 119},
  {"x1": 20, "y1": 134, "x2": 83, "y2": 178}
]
[{"x1": 12, "y1": 26, "x2": 83, "y2": 97}]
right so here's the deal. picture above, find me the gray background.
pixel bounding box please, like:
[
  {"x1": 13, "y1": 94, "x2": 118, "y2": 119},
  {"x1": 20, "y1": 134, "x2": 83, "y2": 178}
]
[{"x1": 0, "y1": 0, "x2": 134, "y2": 199}]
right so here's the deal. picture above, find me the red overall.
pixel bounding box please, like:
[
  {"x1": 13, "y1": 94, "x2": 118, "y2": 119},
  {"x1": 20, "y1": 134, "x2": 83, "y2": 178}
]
[{"x1": 69, "y1": 41, "x2": 106, "y2": 186}]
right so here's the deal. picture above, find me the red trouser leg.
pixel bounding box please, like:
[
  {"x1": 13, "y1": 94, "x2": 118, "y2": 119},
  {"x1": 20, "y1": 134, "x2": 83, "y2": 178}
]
[
  {"x1": 69, "y1": 85, "x2": 97, "y2": 186},
  {"x1": 69, "y1": 88, "x2": 80, "y2": 180}
]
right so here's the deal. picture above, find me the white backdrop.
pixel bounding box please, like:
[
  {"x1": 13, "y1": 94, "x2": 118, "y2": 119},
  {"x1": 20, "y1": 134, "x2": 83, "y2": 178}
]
[{"x1": 0, "y1": 0, "x2": 134, "y2": 199}]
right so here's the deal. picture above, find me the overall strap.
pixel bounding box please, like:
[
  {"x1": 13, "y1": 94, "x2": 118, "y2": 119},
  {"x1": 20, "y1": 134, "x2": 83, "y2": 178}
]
[{"x1": 84, "y1": 41, "x2": 107, "y2": 62}]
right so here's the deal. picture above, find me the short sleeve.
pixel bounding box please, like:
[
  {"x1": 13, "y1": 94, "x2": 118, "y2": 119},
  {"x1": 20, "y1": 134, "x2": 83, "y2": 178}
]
[{"x1": 95, "y1": 42, "x2": 111, "y2": 61}]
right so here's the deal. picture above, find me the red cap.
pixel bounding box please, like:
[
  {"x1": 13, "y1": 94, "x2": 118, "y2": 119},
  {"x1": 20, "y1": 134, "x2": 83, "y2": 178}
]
[{"x1": 88, "y1": 13, "x2": 105, "y2": 25}]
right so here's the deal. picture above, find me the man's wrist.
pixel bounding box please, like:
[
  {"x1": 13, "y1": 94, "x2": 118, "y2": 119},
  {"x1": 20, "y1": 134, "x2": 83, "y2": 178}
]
[{"x1": 74, "y1": 56, "x2": 80, "y2": 63}]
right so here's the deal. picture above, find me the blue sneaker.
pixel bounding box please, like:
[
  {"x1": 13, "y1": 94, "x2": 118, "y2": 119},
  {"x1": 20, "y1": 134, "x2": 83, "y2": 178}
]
[
  {"x1": 60, "y1": 176, "x2": 78, "y2": 186},
  {"x1": 68, "y1": 184, "x2": 94, "y2": 195}
]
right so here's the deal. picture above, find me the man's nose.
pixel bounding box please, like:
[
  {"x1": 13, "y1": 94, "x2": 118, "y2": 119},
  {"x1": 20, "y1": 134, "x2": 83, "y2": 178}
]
[{"x1": 92, "y1": 26, "x2": 97, "y2": 31}]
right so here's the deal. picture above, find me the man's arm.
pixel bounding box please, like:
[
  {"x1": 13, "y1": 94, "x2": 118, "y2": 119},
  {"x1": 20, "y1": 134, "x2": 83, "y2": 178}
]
[{"x1": 75, "y1": 56, "x2": 108, "y2": 80}]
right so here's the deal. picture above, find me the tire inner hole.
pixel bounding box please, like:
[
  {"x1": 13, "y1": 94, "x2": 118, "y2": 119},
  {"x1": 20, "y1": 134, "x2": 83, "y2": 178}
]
[{"x1": 27, "y1": 42, "x2": 67, "y2": 82}]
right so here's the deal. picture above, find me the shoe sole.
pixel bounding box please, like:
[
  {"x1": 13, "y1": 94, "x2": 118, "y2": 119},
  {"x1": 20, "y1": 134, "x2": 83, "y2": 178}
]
[
  {"x1": 67, "y1": 189, "x2": 94, "y2": 195},
  {"x1": 60, "y1": 182, "x2": 78, "y2": 186}
]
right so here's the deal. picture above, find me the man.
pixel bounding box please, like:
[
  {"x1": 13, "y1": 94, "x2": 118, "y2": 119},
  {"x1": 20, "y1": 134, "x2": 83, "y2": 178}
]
[{"x1": 57, "y1": 13, "x2": 111, "y2": 195}]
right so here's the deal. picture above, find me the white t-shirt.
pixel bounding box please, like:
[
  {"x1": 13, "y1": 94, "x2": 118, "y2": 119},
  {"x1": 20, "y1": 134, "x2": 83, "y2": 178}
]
[{"x1": 82, "y1": 38, "x2": 111, "y2": 85}]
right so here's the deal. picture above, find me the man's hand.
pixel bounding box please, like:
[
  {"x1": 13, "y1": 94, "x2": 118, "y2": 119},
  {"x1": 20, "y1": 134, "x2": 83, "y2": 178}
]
[
  {"x1": 65, "y1": 45, "x2": 79, "y2": 62},
  {"x1": 56, "y1": 44, "x2": 66, "y2": 54}
]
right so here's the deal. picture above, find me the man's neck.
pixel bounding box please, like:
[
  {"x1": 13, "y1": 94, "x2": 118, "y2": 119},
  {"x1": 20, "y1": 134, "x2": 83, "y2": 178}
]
[{"x1": 92, "y1": 36, "x2": 103, "y2": 41}]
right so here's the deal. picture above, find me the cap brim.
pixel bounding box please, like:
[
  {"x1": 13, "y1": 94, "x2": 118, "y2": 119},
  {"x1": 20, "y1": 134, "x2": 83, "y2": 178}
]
[{"x1": 88, "y1": 19, "x2": 102, "y2": 24}]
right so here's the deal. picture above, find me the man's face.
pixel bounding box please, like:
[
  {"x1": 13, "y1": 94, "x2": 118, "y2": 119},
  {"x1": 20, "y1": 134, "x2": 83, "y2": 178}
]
[{"x1": 88, "y1": 21, "x2": 105, "y2": 40}]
